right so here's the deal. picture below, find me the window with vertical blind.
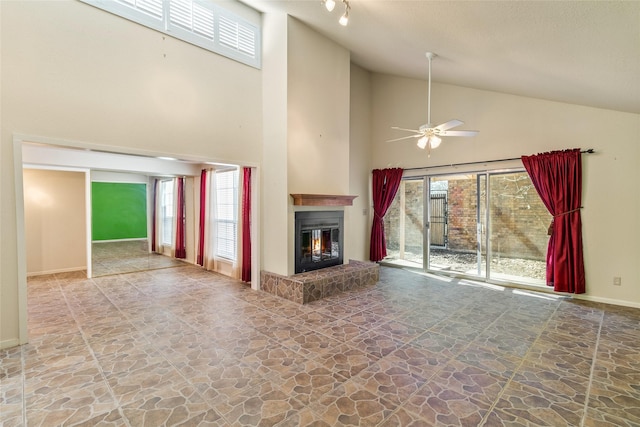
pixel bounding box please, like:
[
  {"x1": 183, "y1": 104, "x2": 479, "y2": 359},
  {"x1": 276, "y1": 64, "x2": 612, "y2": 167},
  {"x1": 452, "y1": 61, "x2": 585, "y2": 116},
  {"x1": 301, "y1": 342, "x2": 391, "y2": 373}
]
[
  {"x1": 80, "y1": 0, "x2": 261, "y2": 68},
  {"x1": 160, "y1": 179, "x2": 174, "y2": 246},
  {"x1": 215, "y1": 169, "x2": 238, "y2": 260}
]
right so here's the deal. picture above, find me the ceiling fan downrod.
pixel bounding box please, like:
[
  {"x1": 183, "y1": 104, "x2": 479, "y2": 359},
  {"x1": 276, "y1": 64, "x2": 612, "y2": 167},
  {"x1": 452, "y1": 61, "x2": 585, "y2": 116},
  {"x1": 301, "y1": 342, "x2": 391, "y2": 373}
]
[{"x1": 425, "y1": 51, "x2": 436, "y2": 127}]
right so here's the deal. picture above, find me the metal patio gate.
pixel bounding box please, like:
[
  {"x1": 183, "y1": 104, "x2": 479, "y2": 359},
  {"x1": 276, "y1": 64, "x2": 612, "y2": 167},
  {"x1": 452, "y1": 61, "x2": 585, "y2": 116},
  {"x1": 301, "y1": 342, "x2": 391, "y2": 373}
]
[{"x1": 430, "y1": 192, "x2": 448, "y2": 247}]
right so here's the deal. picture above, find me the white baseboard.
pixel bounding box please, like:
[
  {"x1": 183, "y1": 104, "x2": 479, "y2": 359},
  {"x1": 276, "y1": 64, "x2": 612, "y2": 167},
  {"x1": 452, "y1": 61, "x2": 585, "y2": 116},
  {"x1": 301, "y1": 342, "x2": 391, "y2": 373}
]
[
  {"x1": 92, "y1": 238, "x2": 148, "y2": 243},
  {"x1": 27, "y1": 266, "x2": 86, "y2": 277},
  {"x1": 572, "y1": 294, "x2": 640, "y2": 310},
  {"x1": 0, "y1": 338, "x2": 21, "y2": 350}
]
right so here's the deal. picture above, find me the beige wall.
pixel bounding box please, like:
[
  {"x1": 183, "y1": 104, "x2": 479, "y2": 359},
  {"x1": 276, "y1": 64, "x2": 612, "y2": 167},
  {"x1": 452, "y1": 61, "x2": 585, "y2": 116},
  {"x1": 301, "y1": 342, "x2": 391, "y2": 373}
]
[
  {"x1": 346, "y1": 64, "x2": 373, "y2": 262},
  {"x1": 285, "y1": 18, "x2": 353, "y2": 276},
  {"x1": 1, "y1": 1, "x2": 262, "y2": 162},
  {"x1": 287, "y1": 18, "x2": 351, "y2": 196},
  {"x1": 1, "y1": 0, "x2": 262, "y2": 347},
  {"x1": 260, "y1": 12, "x2": 289, "y2": 276},
  {"x1": 371, "y1": 73, "x2": 640, "y2": 307},
  {"x1": 23, "y1": 169, "x2": 87, "y2": 275}
]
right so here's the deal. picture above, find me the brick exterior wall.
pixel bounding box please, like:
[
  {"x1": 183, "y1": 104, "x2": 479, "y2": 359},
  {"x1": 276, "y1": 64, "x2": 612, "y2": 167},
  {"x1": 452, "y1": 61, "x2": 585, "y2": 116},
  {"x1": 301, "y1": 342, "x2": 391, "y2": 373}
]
[
  {"x1": 447, "y1": 178, "x2": 478, "y2": 253},
  {"x1": 487, "y1": 173, "x2": 550, "y2": 260}
]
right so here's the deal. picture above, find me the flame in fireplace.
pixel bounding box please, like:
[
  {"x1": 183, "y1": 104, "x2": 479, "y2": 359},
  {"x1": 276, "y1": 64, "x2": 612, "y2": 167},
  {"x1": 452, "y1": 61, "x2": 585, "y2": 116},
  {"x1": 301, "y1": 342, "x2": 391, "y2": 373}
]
[{"x1": 312, "y1": 229, "x2": 322, "y2": 260}]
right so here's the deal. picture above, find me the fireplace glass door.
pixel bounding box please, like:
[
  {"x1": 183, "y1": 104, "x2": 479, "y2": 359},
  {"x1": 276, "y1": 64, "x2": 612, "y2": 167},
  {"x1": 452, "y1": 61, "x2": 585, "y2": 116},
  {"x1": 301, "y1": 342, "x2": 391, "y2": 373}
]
[
  {"x1": 295, "y1": 211, "x2": 344, "y2": 273},
  {"x1": 301, "y1": 227, "x2": 340, "y2": 263}
]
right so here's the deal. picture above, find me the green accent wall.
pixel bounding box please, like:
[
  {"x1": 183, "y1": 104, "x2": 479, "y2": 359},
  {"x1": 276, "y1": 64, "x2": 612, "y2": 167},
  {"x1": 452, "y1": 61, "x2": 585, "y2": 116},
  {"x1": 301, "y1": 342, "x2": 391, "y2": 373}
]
[{"x1": 92, "y1": 182, "x2": 147, "y2": 241}]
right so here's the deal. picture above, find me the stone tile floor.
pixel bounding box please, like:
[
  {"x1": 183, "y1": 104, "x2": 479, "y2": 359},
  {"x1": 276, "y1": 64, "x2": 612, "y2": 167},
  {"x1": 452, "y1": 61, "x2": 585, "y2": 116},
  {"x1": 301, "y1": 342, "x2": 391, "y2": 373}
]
[
  {"x1": 1, "y1": 265, "x2": 639, "y2": 426},
  {"x1": 92, "y1": 240, "x2": 184, "y2": 277}
]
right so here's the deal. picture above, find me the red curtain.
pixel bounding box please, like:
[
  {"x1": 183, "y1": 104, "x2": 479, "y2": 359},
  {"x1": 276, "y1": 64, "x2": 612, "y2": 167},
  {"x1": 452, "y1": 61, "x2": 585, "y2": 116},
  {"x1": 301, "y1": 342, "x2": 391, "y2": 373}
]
[
  {"x1": 241, "y1": 167, "x2": 252, "y2": 282},
  {"x1": 521, "y1": 149, "x2": 585, "y2": 294},
  {"x1": 197, "y1": 170, "x2": 207, "y2": 266},
  {"x1": 151, "y1": 179, "x2": 158, "y2": 252},
  {"x1": 369, "y1": 168, "x2": 404, "y2": 262},
  {"x1": 174, "y1": 177, "x2": 187, "y2": 259}
]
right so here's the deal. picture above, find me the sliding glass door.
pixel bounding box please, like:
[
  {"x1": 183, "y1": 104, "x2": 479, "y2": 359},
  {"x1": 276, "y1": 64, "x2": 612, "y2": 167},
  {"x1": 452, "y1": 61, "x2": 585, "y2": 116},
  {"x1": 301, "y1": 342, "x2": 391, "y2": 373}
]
[
  {"x1": 427, "y1": 173, "x2": 486, "y2": 278},
  {"x1": 384, "y1": 169, "x2": 548, "y2": 286},
  {"x1": 487, "y1": 171, "x2": 548, "y2": 285},
  {"x1": 383, "y1": 178, "x2": 425, "y2": 267}
]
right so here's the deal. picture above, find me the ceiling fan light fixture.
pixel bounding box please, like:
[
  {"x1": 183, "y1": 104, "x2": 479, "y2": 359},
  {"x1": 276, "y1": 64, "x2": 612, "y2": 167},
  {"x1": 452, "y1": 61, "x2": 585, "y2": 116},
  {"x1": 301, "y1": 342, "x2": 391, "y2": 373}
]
[
  {"x1": 429, "y1": 135, "x2": 442, "y2": 149},
  {"x1": 417, "y1": 136, "x2": 428, "y2": 149}
]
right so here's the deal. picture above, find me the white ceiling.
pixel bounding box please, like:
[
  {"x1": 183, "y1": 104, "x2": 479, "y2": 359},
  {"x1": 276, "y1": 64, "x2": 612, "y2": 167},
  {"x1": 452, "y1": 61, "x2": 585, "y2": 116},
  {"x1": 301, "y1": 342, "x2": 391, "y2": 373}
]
[{"x1": 245, "y1": 0, "x2": 640, "y2": 114}]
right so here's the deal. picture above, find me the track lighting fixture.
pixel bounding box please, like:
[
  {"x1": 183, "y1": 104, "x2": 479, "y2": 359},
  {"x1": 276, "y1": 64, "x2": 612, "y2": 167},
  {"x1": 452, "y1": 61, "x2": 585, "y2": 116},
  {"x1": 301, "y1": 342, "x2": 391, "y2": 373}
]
[
  {"x1": 322, "y1": 0, "x2": 350, "y2": 26},
  {"x1": 339, "y1": 0, "x2": 350, "y2": 26},
  {"x1": 323, "y1": 0, "x2": 335, "y2": 12}
]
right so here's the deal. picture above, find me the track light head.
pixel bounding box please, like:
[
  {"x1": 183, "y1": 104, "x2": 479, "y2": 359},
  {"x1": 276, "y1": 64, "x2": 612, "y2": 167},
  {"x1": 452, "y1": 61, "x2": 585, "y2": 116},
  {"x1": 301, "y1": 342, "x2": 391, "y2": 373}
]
[
  {"x1": 339, "y1": 10, "x2": 349, "y2": 26},
  {"x1": 322, "y1": 0, "x2": 350, "y2": 26},
  {"x1": 323, "y1": 0, "x2": 335, "y2": 12},
  {"x1": 339, "y1": 0, "x2": 350, "y2": 25}
]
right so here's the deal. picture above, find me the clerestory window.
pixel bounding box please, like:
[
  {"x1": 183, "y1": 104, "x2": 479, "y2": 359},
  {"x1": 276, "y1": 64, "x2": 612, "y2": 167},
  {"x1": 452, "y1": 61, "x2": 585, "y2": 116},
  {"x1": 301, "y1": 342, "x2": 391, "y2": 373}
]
[{"x1": 80, "y1": 0, "x2": 261, "y2": 68}]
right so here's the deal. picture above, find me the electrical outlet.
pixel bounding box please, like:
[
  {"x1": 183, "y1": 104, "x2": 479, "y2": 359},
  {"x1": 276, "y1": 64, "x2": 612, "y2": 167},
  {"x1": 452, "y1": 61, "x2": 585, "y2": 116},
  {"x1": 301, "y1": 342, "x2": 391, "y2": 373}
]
[{"x1": 613, "y1": 277, "x2": 622, "y2": 286}]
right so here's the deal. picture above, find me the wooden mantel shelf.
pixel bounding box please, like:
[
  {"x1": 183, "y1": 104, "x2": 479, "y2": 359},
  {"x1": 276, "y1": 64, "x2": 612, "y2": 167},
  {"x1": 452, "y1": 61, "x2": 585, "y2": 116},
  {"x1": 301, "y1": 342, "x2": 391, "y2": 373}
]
[{"x1": 290, "y1": 194, "x2": 358, "y2": 207}]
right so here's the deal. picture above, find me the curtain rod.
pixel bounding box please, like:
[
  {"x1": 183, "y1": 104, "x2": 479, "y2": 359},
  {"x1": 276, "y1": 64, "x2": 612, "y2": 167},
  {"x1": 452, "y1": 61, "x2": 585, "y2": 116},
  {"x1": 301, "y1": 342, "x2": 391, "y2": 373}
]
[{"x1": 403, "y1": 149, "x2": 595, "y2": 171}]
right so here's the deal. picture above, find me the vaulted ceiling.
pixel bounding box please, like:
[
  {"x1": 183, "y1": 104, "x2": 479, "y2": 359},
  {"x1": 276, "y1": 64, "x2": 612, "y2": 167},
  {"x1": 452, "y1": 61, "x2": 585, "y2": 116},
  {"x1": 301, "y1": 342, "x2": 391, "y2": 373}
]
[{"x1": 245, "y1": 0, "x2": 640, "y2": 114}]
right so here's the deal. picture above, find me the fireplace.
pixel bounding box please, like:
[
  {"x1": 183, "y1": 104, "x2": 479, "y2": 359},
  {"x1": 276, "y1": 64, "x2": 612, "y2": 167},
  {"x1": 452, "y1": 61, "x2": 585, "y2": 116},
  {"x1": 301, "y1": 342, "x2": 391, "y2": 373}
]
[{"x1": 295, "y1": 211, "x2": 344, "y2": 273}]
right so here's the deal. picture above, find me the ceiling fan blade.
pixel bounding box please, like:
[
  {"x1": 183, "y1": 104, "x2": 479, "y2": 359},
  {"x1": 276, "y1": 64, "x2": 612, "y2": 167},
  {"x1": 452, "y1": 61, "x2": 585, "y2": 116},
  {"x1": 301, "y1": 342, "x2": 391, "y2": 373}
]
[
  {"x1": 391, "y1": 126, "x2": 421, "y2": 133},
  {"x1": 435, "y1": 119, "x2": 464, "y2": 131},
  {"x1": 439, "y1": 130, "x2": 479, "y2": 137},
  {"x1": 385, "y1": 135, "x2": 422, "y2": 143}
]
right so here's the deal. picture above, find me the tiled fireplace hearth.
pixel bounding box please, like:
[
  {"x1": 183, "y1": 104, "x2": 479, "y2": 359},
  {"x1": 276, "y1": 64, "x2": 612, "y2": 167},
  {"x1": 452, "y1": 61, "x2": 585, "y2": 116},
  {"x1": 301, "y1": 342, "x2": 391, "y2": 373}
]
[
  {"x1": 260, "y1": 194, "x2": 380, "y2": 304},
  {"x1": 261, "y1": 260, "x2": 379, "y2": 304},
  {"x1": 260, "y1": 193, "x2": 377, "y2": 304}
]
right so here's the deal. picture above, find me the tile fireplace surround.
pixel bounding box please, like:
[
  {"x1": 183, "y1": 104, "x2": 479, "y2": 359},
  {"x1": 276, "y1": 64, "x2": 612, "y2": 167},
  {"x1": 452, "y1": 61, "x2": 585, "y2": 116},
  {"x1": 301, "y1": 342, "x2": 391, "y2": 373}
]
[
  {"x1": 261, "y1": 260, "x2": 379, "y2": 304},
  {"x1": 262, "y1": 193, "x2": 371, "y2": 304}
]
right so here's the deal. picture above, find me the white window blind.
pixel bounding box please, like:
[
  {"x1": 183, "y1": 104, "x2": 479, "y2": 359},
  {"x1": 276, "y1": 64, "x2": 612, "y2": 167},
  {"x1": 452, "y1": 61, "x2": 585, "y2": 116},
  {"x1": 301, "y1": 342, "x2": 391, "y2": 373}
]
[
  {"x1": 219, "y1": 13, "x2": 256, "y2": 57},
  {"x1": 215, "y1": 169, "x2": 238, "y2": 260},
  {"x1": 169, "y1": 0, "x2": 215, "y2": 41},
  {"x1": 81, "y1": 0, "x2": 261, "y2": 68},
  {"x1": 160, "y1": 180, "x2": 174, "y2": 246},
  {"x1": 126, "y1": 0, "x2": 163, "y2": 18}
]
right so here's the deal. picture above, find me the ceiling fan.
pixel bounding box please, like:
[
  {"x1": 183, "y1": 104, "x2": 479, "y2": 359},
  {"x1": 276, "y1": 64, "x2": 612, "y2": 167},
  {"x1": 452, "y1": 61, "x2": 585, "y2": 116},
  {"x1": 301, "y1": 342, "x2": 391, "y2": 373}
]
[{"x1": 387, "y1": 52, "x2": 478, "y2": 154}]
